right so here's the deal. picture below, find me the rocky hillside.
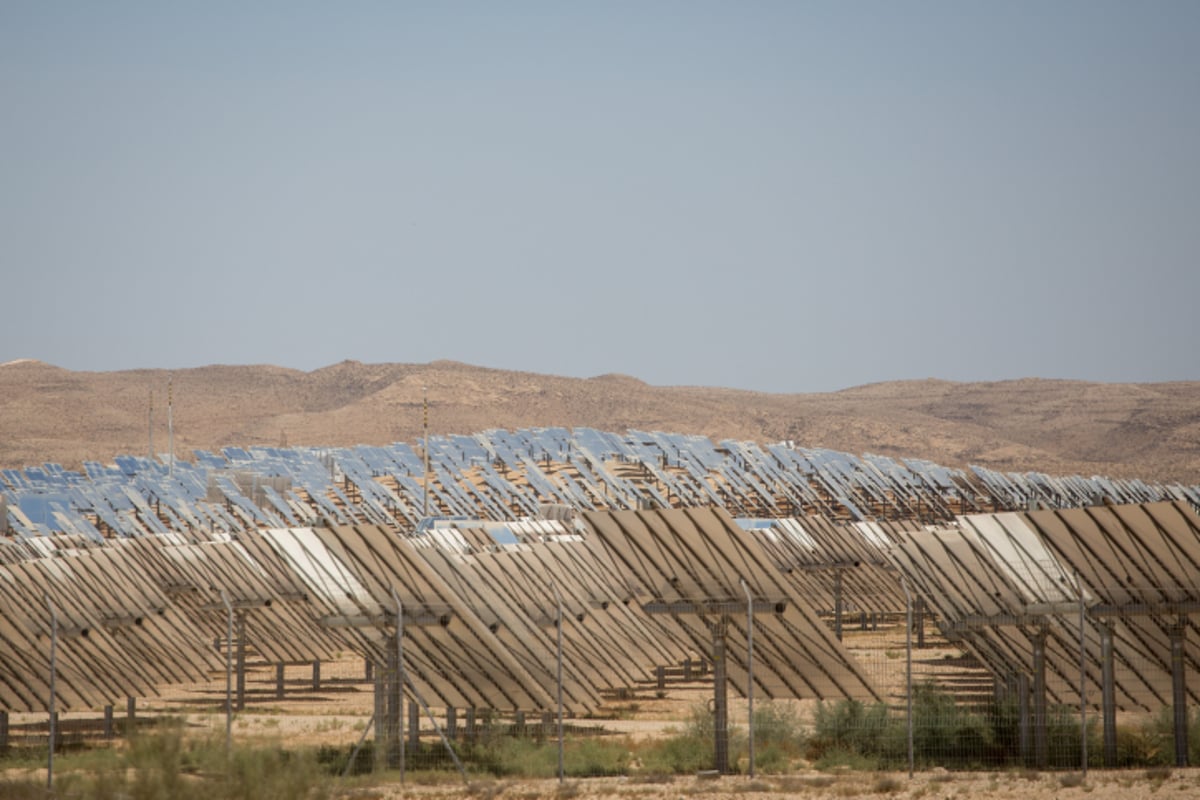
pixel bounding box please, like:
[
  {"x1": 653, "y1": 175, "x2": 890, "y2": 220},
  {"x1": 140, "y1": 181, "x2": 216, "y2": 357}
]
[{"x1": 1, "y1": 359, "x2": 1197, "y2": 483}]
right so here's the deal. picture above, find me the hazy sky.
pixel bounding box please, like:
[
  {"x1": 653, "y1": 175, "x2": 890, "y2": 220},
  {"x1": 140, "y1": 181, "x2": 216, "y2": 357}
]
[{"x1": 2, "y1": 2, "x2": 1197, "y2": 393}]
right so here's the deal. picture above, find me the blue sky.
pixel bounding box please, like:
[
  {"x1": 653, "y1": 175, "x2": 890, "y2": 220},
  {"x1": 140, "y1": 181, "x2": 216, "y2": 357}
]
[{"x1": 2, "y1": 2, "x2": 1197, "y2": 393}]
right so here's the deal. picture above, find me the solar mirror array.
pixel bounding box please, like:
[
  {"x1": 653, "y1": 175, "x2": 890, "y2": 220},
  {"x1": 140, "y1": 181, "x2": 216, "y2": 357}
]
[{"x1": 1, "y1": 426, "x2": 1200, "y2": 774}]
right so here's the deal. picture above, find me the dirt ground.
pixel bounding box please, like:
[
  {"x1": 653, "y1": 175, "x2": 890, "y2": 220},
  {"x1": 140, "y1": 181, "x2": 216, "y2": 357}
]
[
  {"x1": 6, "y1": 642, "x2": 1191, "y2": 800},
  {"x1": 365, "y1": 769, "x2": 1200, "y2": 800}
]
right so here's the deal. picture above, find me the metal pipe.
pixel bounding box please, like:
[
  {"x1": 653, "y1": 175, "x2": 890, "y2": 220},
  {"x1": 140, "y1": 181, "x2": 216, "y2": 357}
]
[
  {"x1": 219, "y1": 589, "x2": 232, "y2": 761},
  {"x1": 392, "y1": 588, "x2": 405, "y2": 784},
  {"x1": 343, "y1": 713, "x2": 376, "y2": 778},
  {"x1": 1171, "y1": 618, "x2": 1188, "y2": 767},
  {"x1": 834, "y1": 568, "x2": 844, "y2": 641},
  {"x1": 1034, "y1": 627, "x2": 1048, "y2": 769},
  {"x1": 711, "y1": 618, "x2": 729, "y2": 774},
  {"x1": 1101, "y1": 623, "x2": 1116, "y2": 766},
  {"x1": 390, "y1": 586, "x2": 466, "y2": 782},
  {"x1": 551, "y1": 580, "x2": 565, "y2": 784},
  {"x1": 422, "y1": 388, "x2": 429, "y2": 519},
  {"x1": 900, "y1": 577, "x2": 913, "y2": 779},
  {"x1": 741, "y1": 579, "x2": 755, "y2": 778},
  {"x1": 45, "y1": 594, "x2": 57, "y2": 790},
  {"x1": 1077, "y1": 570, "x2": 1087, "y2": 777},
  {"x1": 397, "y1": 670, "x2": 468, "y2": 780}
]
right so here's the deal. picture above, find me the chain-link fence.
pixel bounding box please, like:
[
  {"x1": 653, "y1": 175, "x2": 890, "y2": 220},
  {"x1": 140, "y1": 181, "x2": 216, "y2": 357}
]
[{"x1": 8, "y1": 597, "x2": 1200, "y2": 782}]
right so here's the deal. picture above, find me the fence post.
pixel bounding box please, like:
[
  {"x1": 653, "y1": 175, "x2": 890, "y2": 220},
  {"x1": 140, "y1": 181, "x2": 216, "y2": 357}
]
[
  {"x1": 104, "y1": 705, "x2": 114, "y2": 739},
  {"x1": 276, "y1": 664, "x2": 285, "y2": 700}
]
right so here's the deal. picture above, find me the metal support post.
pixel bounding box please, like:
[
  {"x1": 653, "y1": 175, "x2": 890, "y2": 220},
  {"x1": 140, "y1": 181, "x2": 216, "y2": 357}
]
[
  {"x1": 834, "y1": 569, "x2": 844, "y2": 641},
  {"x1": 1078, "y1": 573, "x2": 1088, "y2": 777},
  {"x1": 1033, "y1": 627, "x2": 1048, "y2": 769},
  {"x1": 220, "y1": 590, "x2": 233, "y2": 761},
  {"x1": 408, "y1": 701, "x2": 420, "y2": 749},
  {"x1": 1171, "y1": 618, "x2": 1189, "y2": 767},
  {"x1": 397, "y1": 664, "x2": 468, "y2": 781},
  {"x1": 373, "y1": 661, "x2": 385, "y2": 773},
  {"x1": 446, "y1": 707, "x2": 457, "y2": 740},
  {"x1": 711, "y1": 617, "x2": 730, "y2": 774},
  {"x1": 235, "y1": 612, "x2": 246, "y2": 711},
  {"x1": 741, "y1": 579, "x2": 756, "y2": 779},
  {"x1": 901, "y1": 578, "x2": 914, "y2": 779},
  {"x1": 45, "y1": 594, "x2": 57, "y2": 791},
  {"x1": 276, "y1": 664, "x2": 285, "y2": 700},
  {"x1": 1018, "y1": 673, "x2": 1031, "y2": 764},
  {"x1": 1101, "y1": 623, "x2": 1117, "y2": 767},
  {"x1": 104, "y1": 705, "x2": 114, "y2": 739},
  {"x1": 915, "y1": 596, "x2": 926, "y2": 649},
  {"x1": 384, "y1": 638, "x2": 401, "y2": 772},
  {"x1": 392, "y1": 588, "x2": 406, "y2": 781},
  {"x1": 551, "y1": 580, "x2": 565, "y2": 784}
]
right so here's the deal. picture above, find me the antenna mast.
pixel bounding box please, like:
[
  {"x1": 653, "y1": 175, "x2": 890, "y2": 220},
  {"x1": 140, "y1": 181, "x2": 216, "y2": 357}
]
[
  {"x1": 168, "y1": 375, "x2": 175, "y2": 477},
  {"x1": 422, "y1": 386, "x2": 430, "y2": 518}
]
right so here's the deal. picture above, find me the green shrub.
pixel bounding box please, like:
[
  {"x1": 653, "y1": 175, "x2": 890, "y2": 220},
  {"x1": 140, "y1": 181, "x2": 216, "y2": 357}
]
[
  {"x1": 807, "y1": 697, "x2": 896, "y2": 766},
  {"x1": 639, "y1": 702, "x2": 745, "y2": 775},
  {"x1": 748, "y1": 702, "x2": 807, "y2": 773},
  {"x1": 37, "y1": 731, "x2": 333, "y2": 800},
  {"x1": 640, "y1": 729, "x2": 715, "y2": 775},
  {"x1": 1134, "y1": 706, "x2": 1200, "y2": 767},
  {"x1": 910, "y1": 684, "x2": 992, "y2": 767},
  {"x1": 457, "y1": 730, "x2": 631, "y2": 778},
  {"x1": 805, "y1": 684, "x2": 1102, "y2": 769}
]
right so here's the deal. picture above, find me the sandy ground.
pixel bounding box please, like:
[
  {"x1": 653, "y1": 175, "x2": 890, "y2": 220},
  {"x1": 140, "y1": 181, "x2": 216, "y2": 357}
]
[
  {"x1": 6, "y1": 644, "x2": 1192, "y2": 799},
  {"x1": 339, "y1": 768, "x2": 1200, "y2": 800}
]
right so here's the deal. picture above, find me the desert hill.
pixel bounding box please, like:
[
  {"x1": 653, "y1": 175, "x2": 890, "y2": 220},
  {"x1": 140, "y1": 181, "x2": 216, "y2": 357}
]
[{"x1": 0, "y1": 359, "x2": 1197, "y2": 484}]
